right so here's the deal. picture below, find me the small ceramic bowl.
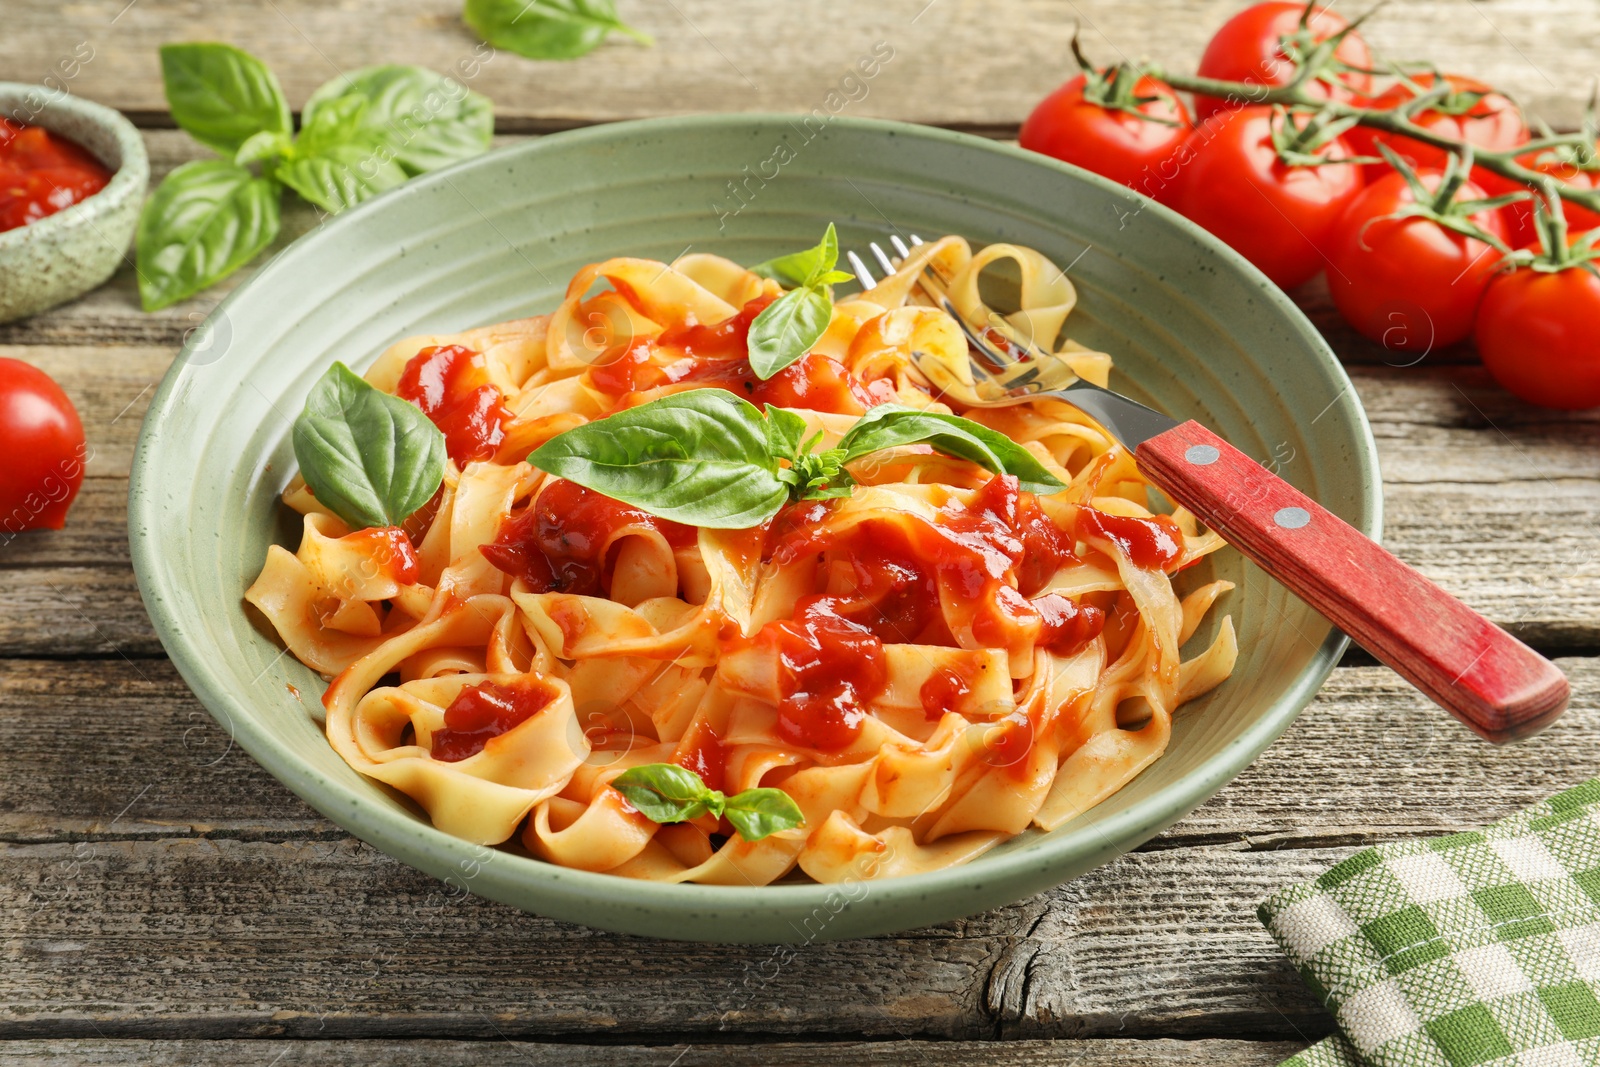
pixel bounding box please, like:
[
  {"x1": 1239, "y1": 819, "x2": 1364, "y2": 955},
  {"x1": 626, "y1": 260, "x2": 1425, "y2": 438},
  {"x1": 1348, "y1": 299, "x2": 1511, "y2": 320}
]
[{"x1": 0, "y1": 83, "x2": 149, "y2": 324}]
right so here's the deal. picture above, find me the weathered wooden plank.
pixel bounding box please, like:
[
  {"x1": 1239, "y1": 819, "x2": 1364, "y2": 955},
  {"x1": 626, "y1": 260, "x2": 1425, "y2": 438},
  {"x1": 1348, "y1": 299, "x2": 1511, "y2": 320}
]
[
  {"x1": 1170, "y1": 657, "x2": 1600, "y2": 848},
  {"x1": 0, "y1": 479, "x2": 130, "y2": 568},
  {"x1": 3, "y1": 656, "x2": 1594, "y2": 847},
  {"x1": 0, "y1": 569, "x2": 158, "y2": 657},
  {"x1": 0, "y1": 835, "x2": 1338, "y2": 1039},
  {"x1": 4, "y1": 0, "x2": 1594, "y2": 132},
  {"x1": 0, "y1": 1037, "x2": 1308, "y2": 1066}
]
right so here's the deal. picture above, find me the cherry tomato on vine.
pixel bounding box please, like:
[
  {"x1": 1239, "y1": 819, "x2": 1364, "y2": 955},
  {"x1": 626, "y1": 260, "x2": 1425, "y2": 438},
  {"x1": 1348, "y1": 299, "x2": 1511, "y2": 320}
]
[
  {"x1": 1501, "y1": 145, "x2": 1600, "y2": 247},
  {"x1": 1169, "y1": 105, "x2": 1365, "y2": 290},
  {"x1": 1193, "y1": 2, "x2": 1373, "y2": 120},
  {"x1": 1326, "y1": 169, "x2": 1508, "y2": 353},
  {"x1": 1020, "y1": 67, "x2": 1193, "y2": 199},
  {"x1": 0, "y1": 357, "x2": 87, "y2": 533},
  {"x1": 1344, "y1": 74, "x2": 1528, "y2": 185},
  {"x1": 1475, "y1": 258, "x2": 1600, "y2": 409}
]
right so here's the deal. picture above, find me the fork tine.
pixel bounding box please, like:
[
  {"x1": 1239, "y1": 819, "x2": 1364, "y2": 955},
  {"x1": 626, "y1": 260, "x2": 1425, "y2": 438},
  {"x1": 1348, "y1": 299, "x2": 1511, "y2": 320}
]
[
  {"x1": 846, "y1": 250, "x2": 877, "y2": 290},
  {"x1": 868, "y1": 241, "x2": 897, "y2": 278},
  {"x1": 848, "y1": 234, "x2": 1023, "y2": 386}
]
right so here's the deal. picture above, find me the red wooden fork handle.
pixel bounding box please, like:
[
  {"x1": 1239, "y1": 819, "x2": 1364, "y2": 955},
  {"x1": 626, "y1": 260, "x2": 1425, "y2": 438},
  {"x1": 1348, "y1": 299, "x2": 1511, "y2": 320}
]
[{"x1": 1136, "y1": 421, "x2": 1568, "y2": 744}]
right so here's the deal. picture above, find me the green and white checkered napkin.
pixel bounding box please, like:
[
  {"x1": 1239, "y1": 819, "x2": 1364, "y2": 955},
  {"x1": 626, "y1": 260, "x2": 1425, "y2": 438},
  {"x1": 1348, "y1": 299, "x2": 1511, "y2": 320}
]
[{"x1": 1260, "y1": 779, "x2": 1600, "y2": 1067}]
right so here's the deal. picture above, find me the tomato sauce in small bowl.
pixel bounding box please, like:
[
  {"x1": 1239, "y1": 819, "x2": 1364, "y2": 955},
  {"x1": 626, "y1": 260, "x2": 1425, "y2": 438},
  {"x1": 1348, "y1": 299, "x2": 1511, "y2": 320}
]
[
  {"x1": 0, "y1": 83, "x2": 148, "y2": 324},
  {"x1": 0, "y1": 118, "x2": 114, "y2": 233}
]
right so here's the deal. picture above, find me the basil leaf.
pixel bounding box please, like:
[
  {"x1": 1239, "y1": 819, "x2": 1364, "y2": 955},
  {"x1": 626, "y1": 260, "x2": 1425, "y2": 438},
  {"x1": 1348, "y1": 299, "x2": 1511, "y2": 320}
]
[
  {"x1": 528, "y1": 390, "x2": 789, "y2": 528},
  {"x1": 609, "y1": 764, "x2": 716, "y2": 823},
  {"x1": 749, "y1": 222, "x2": 841, "y2": 287},
  {"x1": 463, "y1": 0, "x2": 652, "y2": 61},
  {"x1": 748, "y1": 287, "x2": 832, "y2": 380},
  {"x1": 722, "y1": 787, "x2": 805, "y2": 841},
  {"x1": 135, "y1": 160, "x2": 281, "y2": 311},
  {"x1": 276, "y1": 96, "x2": 411, "y2": 214},
  {"x1": 836, "y1": 405, "x2": 1066, "y2": 495},
  {"x1": 160, "y1": 43, "x2": 291, "y2": 157},
  {"x1": 763, "y1": 406, "x2": 810, "y2": 461},
  {"x1": 299, "y1": 65, "x2": 494, "y2": 175},
  {"x1": 292, "y1": 362, "x2": 446, "y2": 530}
]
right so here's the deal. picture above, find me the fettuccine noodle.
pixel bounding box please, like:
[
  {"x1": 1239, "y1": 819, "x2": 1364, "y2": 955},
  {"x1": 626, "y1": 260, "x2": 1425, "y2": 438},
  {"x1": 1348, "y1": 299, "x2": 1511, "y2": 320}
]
[{"x1": 245, "y1": 235, "x2": 1238, "y2": 884}]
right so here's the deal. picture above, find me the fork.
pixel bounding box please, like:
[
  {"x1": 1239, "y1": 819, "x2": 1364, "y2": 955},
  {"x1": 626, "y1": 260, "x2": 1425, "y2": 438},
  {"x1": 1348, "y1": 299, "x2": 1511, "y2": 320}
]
[{"x1": 849, "y1": 236, "x2": 1568, "y2": 744}]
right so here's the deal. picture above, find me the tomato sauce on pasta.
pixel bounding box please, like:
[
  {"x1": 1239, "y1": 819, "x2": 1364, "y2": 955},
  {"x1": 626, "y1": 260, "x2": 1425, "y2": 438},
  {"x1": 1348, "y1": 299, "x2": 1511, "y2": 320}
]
[{"x1": 245, "y1": 236, "x2": 1238, "y2": 884}]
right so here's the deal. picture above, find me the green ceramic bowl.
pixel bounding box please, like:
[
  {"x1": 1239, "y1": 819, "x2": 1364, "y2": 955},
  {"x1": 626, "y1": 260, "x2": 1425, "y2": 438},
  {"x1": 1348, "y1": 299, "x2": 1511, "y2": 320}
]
[
  {"x1": 0, "y1": 83, "x2": 148, "y2": 323},
  {"x1": 129, "y1": 115, "x2": 1379, "y2": 943}
]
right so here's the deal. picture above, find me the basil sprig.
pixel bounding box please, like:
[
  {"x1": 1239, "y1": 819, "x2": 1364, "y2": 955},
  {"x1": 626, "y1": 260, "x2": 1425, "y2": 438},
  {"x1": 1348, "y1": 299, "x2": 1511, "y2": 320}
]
[
  {"x1": 463, "y1": 0, "x2": 653, "y2": 61},
  {"x1": 747, "y1": 224, "x2": 856, "y2": 380},
  {"x1": 292, "y1": 362, "x2": 446, "y2": 531},
  {"x1": 527, "y1": 390, "x2": 1065, "y2": 528},
  {"x1": 279, "y1": 65, "x2": 494, "y2": 214},
  {"x1": 138, "y1": 44, "x2": 494, "y2": 311},
  {"x1": 610, "y1": 764, "x2": 804, "y2": 842}
]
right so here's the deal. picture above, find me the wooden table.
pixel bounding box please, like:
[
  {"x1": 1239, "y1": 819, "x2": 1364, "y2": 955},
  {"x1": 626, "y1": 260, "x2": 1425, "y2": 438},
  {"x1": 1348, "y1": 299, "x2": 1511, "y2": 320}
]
[{"x1": 4, "y1": 2, "x2": 1598, "y2": 1063}]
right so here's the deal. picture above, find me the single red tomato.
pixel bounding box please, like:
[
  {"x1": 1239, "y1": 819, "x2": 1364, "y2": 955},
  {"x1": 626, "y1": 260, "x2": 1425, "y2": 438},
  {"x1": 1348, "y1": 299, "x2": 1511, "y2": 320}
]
[
  {"x1": 1475, "y1": 253, "x2": 1600, "y2": 409},
  {"x1": 0, "y1": 358, "x2": 87, "y2": 532},
  {"x1": 1169, "y1": 106, "x2": 1366, "y2": 290},
  {"x1": 1020, "y1": 68, "x2": 1193, "y2": 200},
  {"x1": 1327, "y1": 169, "x2": 1508, "y2": 353},
  {"x1": 1345, "y1": 74, "x2": 1528, "y2": 185},
  {"x1": 1194, "y1": 2, "x2": 1373, "y2": 119}
]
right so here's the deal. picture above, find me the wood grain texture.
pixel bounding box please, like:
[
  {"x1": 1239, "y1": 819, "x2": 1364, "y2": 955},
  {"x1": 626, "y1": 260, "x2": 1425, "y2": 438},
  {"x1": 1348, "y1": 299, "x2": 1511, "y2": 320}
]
[
  {"x1": 0, "y1": 1038, "x2": 1307, "y2": 1066},
  {"x1": 0, "y1": 836, "x2": 1338, "y2": 1040},
  {"x1": 3, "y1": 0, "x2": 1595, "y2": 131}
]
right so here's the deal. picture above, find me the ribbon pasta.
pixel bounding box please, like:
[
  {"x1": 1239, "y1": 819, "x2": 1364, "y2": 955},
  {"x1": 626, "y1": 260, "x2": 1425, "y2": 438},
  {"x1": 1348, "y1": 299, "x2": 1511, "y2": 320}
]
[{"x1": 245, "y1": 236, "x2": 1238, "y2": 884}]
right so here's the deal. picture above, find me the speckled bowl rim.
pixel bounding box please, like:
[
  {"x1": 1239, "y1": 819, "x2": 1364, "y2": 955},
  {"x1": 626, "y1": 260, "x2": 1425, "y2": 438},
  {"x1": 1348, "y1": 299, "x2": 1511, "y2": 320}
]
[
  {"x1": 129, "y1": 114, "x2": 1380, "y2": 940},
  {"x1": 0, "y1": 82, "x2": 149, "y2": 253}
]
